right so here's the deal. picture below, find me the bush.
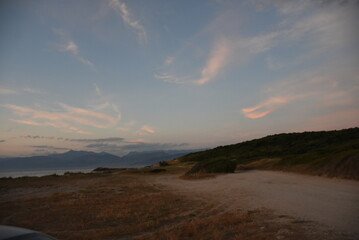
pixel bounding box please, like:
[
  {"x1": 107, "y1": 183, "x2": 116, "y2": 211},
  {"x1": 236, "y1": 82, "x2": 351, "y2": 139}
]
[
  {"x1": 159, "y1": 161, "x2": 169, "y2": 167},
  {"x1": 149, "y1": 168, "x2": 166, "y2": 173},
  {"x1": 186, "y1": 158, "x2": 236, "y2": 175}
]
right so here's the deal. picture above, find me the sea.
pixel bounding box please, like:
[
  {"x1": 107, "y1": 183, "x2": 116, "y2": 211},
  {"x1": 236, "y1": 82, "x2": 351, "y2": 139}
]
[{"x1": 0, "y1": 168, "x2": 95, "y2": 178}]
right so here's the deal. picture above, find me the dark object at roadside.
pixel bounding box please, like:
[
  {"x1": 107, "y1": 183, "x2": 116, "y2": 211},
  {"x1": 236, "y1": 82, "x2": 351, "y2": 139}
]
[
  {"x1": 159, "y1": 161, "x2": 169, "y2": 167},
  {"x1": 149, "y1": 168, "x2": 166, "y2": 173},
  {"x1": 0, "y1": 225, "x2": 58, "y2": 240},
  {"x1": 186, "y1": 158, "x2": 236, "y2": 175},
  {"x1": 92, "y1": 167, "x2": 128, "y2": 173}
]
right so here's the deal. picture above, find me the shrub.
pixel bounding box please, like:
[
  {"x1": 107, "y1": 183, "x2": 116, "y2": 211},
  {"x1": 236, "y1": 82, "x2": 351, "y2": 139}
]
[
  {"x1": 159, "y1": 161, "x2": 169, "y2": 167},
  {"x1": 186, "y1": 157, "x2": 236, "y2": 175},
  {"x1": 149, "y1": 168, "x2": 166, "y2": 173}
]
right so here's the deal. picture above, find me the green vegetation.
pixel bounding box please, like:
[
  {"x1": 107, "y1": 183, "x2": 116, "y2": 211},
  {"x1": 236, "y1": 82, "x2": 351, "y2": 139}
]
[
  {"x1": 180, "y1": 128, "x2": 359, "y2": 179},
  {"x1": 159, "y1": 161, "x2": 170, "y2": 167},
  {"x1": 186, "y1": 157, "x2": 236, "y2": 175}
]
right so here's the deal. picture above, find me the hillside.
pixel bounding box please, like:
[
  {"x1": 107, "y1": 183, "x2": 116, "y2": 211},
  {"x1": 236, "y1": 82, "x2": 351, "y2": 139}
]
[{"x1": 179, "y1": 128, "x2": 359, "y2": 179}]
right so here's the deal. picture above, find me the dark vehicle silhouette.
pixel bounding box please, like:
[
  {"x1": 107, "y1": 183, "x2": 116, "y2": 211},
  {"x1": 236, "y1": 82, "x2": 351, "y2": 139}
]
[{"x1": 0, "y1": 225, "x2": 58, "y2": 240}]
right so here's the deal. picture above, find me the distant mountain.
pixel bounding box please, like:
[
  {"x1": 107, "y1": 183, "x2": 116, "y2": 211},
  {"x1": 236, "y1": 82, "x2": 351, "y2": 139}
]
[
  {"x1": 0, "y1": 149, "x2": 202, "y2": 171},
  {"x1": 121, "y1": 150, "x2": 203, "y2": 166}
]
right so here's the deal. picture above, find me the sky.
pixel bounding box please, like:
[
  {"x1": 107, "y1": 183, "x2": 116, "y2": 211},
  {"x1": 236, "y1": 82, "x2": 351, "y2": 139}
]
[{"x1": 0, "y1": 0, "x2": 358, "y2": 157}]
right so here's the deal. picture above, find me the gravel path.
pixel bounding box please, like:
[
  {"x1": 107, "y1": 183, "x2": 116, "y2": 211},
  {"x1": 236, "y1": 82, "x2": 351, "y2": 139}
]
[{"x1": 155, "y1": 171, "x2": 359, "y2": 236}]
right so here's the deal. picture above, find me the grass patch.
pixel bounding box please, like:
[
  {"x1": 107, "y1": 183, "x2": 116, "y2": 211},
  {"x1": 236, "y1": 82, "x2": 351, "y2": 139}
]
[
  {"x1": 185, "y1": 158, "x2": 236, "y2": 175},
  {"x1": 134, "y1": 211, "x2": 309, "y2": 240},
  {"x1": 0, "y1": 174, "x2": 201, "y2": 240},
  {"x1": 180, "y1": 172, "x2": 219, "y2": 180}
]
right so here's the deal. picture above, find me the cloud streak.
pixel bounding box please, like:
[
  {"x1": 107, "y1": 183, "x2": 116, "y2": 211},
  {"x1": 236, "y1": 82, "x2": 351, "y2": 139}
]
[
  {"x1": 242, "y1": 97, "x2": 291, "y2": 119},
  {"x1": 140, "y1": 125, "x2": 155, "y2": 134},
  {"x1": 54, "y1": 29, "x2": 95, "y2": 70},
  {"x1": 196, "y1": 39, "x2": 230, "y2": 85},
  {"x1": 69, "y1": 137, "x2": 124, "y2": 143},
  {"x1": 18, "y1": 135, "x2": 125, "y2": 144},
  {"x1": 0, "y1": 88, "x2": 17, "y2": 95},
  {"x1": 156, "y1": 1, "x2": 358, "y2": 86},
  {"x1": 5, "y1": 104, "x2": 119, "y2": 134},
  {"x1": 155, "y1": 39, "x2": 230, "y2": 85},
  {"x1": 242, "y1": 55, "x2": 359, "y2": 120},
  {"x1": 109, "y1": 0, "x2": 147, "y2": 44},
  {"x1": 30, "y1": 145, "x2": 69, "y2": 151},
  {"x1": 63, "y1": 41, "x2": 95, "y2": 69}
]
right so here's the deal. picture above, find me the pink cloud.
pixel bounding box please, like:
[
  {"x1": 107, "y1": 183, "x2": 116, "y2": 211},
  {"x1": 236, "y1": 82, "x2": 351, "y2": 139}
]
[
  {"x1": 140, "y1": 125, "x2": 155, "y2": 134},
  {"x1": 60, "y1": 104, "x2": 118, "y2": 127},
  {"x1": 242, "y1": 97, "x2": 290, "y2": 119},
  {"x1": 5, "y1": 104, "x2": 118, "y2": 134},
  {"x1": 242, "y1": 111, "x2": 271, "y2": 119},
  {"x1": 196, "y1": 39, "x2": 230, "y2": 85},
  {"x1": 11, "y1": 119, "x2": 42, "y2": 126},
  {"x1": 155, "y1": 39, "x2": 230, "y2": 86}
]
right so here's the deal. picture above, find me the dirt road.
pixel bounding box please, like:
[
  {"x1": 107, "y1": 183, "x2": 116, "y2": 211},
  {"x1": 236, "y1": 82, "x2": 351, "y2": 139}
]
[{"x1": 155, "y1": 171, "x2": 359, "y2": 236}]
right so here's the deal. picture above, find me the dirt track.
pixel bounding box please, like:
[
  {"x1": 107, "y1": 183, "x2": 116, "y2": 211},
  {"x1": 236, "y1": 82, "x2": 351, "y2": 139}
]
[{"x1": 155, "y1": 170, "x2": 359, "y2": 236}]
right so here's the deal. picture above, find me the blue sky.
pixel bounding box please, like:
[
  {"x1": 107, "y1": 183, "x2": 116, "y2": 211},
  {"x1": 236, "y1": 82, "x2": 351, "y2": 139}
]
[{"x1": 0, "y1": 0, "x2": 358, "y2": 157}]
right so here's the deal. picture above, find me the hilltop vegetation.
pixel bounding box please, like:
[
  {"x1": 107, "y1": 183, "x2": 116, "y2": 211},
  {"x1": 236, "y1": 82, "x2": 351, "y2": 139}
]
[{"x1": 180, "y1": 128, "x2": 359, "y2": 179}]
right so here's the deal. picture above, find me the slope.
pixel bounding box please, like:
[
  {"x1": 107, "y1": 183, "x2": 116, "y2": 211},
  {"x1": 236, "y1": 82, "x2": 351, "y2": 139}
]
[{"x1": 180, "y1": 128, "x2": 359, "y2": 179}]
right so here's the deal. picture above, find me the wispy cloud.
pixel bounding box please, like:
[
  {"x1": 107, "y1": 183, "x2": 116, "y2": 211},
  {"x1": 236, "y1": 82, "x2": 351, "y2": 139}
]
[
  {"x1": 5, "y1": 103, "x2": 119, "y2": 134},
  {"x1": 20, "y1": 135, "x2": 55, "y2": 140},
  {"x1": 109, "y1": 0, "x2": 147, "y2": 44},
  {"x1": 196, "y1": 39, "x2": 230, "y2": 85},
  {"x1": 23, "y1": 88, "x2": 45, "y2": 95},
  {"x1": 11, "y1": 119, "x2": 42, "y2": 126},
  {"x1": 154, "y1": 73, "x2": 190, "y2": 85},
  {"x1": 242, "y1": 97, "x2": 291, "y2": 119},
  {"x1": 242, "y1": 55, "x2": 359, "y2": 120},
  {"x1": 155, "y1": 39, "x2": 230, "y2": 85},
  {"x1": 155, "y1": 31, "x2": 280, "y2": 86},
  {"x1": 156, "y1": 1, "x2": 357, "y2": 87},
  {"x1": 0, "y1": 88, "x2": 17, "y2": 95},
  {"x1": 30, "y1": 145, "x2": 69, "y2": 151},
  {"x1": 60, "y1": 104, "x2": 118, "y2": 127},
  {"x1": 18, "y1": 135, "x2": 125, "y2": 144},
  {"x1": 54, "y1": 29, "x2": 95, "y2": 70},
  {"x1": 139, "y1": 125, "x2": 155, "y2": 134},
  {"x1": 0, "y1": 87, "x2": 45, "y2": 95},
  {"x1": 90, "y1": 83, "x2": 122, "y2": 121},
  {"x1": 63, "y1": 41, "x2": 95, "y2": 69},
  {"x1": 165, "y1": 56, "x2": 174, "y2": 65},
  {"x1": 69, "y1": 137, "x2": 124, "y2": 143},
  {"x1": 94, "y1": 83, "x2": 102, "y2": 96}
]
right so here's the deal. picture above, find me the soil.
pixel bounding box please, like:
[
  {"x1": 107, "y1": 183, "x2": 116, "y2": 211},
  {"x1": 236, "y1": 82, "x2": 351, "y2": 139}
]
[{"x1": 154, "y1": 170, "x2": 359, "y2": 238}]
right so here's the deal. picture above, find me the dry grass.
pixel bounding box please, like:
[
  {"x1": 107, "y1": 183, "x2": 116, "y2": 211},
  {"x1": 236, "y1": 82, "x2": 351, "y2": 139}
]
[
  {"x1": 179, "y1": 172, "x2": 219, "y2": 180},
  {"x1": 0, "y1": 174, "x2": 202, "y2": 240},
  {"x1": 236, "y1": 158, "x2": 280, "y2": 171},
  {"x1": 134, "y1": 210, "x2": 310, "y2": 240},
  {"x1": 0, "y1": 172, "x2": 339, "y2": 240}
]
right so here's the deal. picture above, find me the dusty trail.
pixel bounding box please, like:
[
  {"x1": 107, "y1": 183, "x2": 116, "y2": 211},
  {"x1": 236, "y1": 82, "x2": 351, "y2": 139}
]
[{"x1": 154, "y1": 170, "x2": 359, "y2": 236}]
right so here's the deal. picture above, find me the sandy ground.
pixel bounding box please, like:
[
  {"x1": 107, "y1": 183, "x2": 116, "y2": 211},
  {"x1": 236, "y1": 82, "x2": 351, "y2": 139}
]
[{"x1": 154, "y1": 170, "x2": 359, "y2": 237}]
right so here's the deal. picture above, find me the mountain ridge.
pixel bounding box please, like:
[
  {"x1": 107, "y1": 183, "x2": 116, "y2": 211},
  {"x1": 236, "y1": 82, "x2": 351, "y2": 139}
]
[{"x1": 0, "y1": 149, "x2": 202, "y2": 171}]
